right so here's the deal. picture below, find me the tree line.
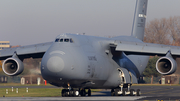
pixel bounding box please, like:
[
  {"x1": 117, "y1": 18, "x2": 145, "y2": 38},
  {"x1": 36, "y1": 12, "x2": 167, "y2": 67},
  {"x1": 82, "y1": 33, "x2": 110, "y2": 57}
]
[
  {"x1": 142, "y1": 16, "x2": 180, "y2": 83},
  {"x1": 144, "y1": 16, "x2": 180, "y2": 45}
]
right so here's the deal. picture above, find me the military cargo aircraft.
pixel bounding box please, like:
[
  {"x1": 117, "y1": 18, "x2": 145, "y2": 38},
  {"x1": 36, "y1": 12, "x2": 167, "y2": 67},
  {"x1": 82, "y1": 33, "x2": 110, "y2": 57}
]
[{"x1": 0, "y1": 0, "x2": 179, "y2": 97}]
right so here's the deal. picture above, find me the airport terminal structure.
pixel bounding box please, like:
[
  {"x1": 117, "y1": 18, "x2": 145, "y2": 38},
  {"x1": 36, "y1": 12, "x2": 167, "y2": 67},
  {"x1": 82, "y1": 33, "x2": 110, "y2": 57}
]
[{"x1": 0, "y1": 41, "x2": 10, "y2": 50}]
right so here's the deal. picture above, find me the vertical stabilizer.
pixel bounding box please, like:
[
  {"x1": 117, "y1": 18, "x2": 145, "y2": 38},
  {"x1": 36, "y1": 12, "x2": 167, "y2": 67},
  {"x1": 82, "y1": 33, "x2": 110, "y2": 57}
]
[{"x1": 131, "y1": 0, "x2": 148, "y2": 41}]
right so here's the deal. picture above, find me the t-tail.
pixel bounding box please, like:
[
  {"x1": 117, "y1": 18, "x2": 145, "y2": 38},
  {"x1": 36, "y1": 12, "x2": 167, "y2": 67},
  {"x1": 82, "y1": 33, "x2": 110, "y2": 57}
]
[{"x1": 131, "y1": 0, "x2": 148, "y2": 41}]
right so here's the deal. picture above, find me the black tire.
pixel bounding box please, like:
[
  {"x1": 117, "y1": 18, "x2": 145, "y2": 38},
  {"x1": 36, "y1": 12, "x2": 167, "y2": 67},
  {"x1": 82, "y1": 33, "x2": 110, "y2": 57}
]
[
  {"x1": 61, "y1": 89, "x2": 65, "y2": 97},
  {"x1": 137, "y1": 89, "x2": 141, "y2": 96},
  {"x1": 80, "y1": 90, "x2": 83, "y2": 96},
  {"x1": 80, "y1": 89, "x2": 86, "y2": 96},
  {"x1": 122, "y1": 89, "x2": 126, "y2": 96},
  {"x1": 88, "y1": 89, "x2": 91, "y2": 96},
  {"x1": 83, "y1": 89, "x2": 86, "y2": 96},
  {"x1": 70, "y1": 90, "x2": 74, "y2": 97},
  {"x1": 111, "y1": 92, "x2": 115, "y2": 96},
  {"x1": 115, "y1": 89, "x2": 119, "y2": 96},
  {"x1": 73, "y1": 90, "x2": 79, "y2": 97},
  {"x1": 65, "y1": 90, "x2": 69, "y2": 97},
  {"x1": 111, "y1": 89, "x2": 115, "y2": 96},
  {"x1": 130, "y1": 89, "x2": 135, "y2": 96}
]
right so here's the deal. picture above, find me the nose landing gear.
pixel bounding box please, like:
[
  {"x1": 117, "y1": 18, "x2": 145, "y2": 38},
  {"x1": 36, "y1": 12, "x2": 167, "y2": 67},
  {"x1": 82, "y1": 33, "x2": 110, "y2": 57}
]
[
  {"x1": 61, "y1": 88, "x2": 92, "y2": 97},
  {"x1": 61, "y1": 89, "x2": 79, "y2": 97}
]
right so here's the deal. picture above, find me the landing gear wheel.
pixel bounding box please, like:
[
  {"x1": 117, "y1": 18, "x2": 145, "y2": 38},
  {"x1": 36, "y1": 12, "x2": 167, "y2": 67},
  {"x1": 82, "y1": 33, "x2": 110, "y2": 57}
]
[
  {"x1": 61, "y1": 89, "x2": 66, "y2": 97},
  {"x1": 62, "y1": 89, "x2": 68, "y2": 97},
  {"x1": 88, "y1": 89, "x2": 91, "y2": 96},
  {"x1": 69, "y1": 90, "x2": 74, "y2": 97},
  {"x1": 111, "y1": 89, "x2": 115, "y2": 96},
  {"x1": 122, "y1": 89, "x2": 126, "y2": 96},
  {"x1": 130, "y1": 89, "x2": 135, "y2": 96},
  {"x1": 137, "y1": 89, "x2": 141, "y2": 96},
  {"x1": 80, "y1": 89, "x2": 86, "y2": 96},
  {"x1": 74, "y1": 90, "x2": 79, "y2": 97},
  {"x1": 65, "y1": 89, "x2": 70, "y2": 97},
  {"x1": 115, "y1": 89, "x2": 120, "y2": 96}
]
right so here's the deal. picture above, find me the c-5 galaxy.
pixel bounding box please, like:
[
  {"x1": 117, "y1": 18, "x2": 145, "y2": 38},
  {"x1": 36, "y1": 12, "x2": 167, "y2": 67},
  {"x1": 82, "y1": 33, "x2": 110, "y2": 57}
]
[{"x1": 0, "y1": 0, "x2": 179, "y2": 97}]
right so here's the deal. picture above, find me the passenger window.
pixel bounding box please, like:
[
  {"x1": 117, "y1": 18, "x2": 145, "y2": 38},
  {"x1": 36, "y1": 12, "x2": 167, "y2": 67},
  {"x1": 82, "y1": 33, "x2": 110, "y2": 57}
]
[
  {"x1": 70, "y1": 38, "x2": 74, "y2": 43},
  {"x1": 64, "y1": 39, "x2": 69, "y2": 42},
  {"x1": 60, "y1": 39, "x2": 63, "y2": 42},
  {"x1": 55, "y1": 39, "x2": 59, "y2": 42}
]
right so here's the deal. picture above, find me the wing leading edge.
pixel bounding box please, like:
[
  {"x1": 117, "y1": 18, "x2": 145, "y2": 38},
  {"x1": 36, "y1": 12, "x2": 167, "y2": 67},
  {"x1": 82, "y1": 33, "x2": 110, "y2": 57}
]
[
  {"x1": 110, "y1": 41, "x2": 180, "y2": 57},
  {"x1": 0, "y1": 42, "x2": 53, "y2": 60}
]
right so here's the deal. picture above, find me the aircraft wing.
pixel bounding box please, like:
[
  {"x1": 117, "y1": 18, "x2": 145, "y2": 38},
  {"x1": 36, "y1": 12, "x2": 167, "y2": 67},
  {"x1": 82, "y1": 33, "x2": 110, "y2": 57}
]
[
  {"x1": 0, "y1": 42, "x2": 53, "y2": 60},
  {"x1": 110, "y1": 41, "x2": 180, "y2": 57}
]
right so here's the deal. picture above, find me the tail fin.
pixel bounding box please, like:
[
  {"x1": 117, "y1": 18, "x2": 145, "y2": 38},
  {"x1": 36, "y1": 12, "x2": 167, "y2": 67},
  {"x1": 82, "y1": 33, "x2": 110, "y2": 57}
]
[{"x1": 131, "y1": 0, "x2": 148, "y2": 41}]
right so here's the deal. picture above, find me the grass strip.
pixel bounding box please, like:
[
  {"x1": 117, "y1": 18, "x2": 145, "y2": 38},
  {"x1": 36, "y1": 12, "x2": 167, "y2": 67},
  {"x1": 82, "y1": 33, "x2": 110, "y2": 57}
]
[
  {"x1": 0, "y1": 88, "x2": 101, "y2": 97},
  {"x1": 0, "y1": 88, "x2": 61, "y2": 97},
  {"x1": 132, "y1": 84, "x2": 180, "y2": 86},
  {"x1": 0, "y1": 83, "x2": 52, "y2": 86}
]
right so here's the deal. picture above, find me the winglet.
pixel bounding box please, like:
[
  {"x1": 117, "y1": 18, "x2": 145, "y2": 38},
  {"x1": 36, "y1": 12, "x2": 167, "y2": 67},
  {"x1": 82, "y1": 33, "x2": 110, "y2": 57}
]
[{"x1": 131, "y1": 0, "x2": 148, "y2": 41}]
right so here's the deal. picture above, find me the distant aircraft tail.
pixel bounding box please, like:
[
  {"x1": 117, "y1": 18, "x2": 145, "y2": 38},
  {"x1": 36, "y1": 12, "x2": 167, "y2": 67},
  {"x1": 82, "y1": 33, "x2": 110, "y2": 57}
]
[{"x1": 131, "y1": 0, "x2": 148, "y2": 41}]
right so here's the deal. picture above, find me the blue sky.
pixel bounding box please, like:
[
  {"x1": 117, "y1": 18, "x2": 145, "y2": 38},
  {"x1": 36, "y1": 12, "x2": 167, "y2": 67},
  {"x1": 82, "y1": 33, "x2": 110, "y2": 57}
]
[{"x1": 1, "y1": 0, "x2": 180, "y2": 46}]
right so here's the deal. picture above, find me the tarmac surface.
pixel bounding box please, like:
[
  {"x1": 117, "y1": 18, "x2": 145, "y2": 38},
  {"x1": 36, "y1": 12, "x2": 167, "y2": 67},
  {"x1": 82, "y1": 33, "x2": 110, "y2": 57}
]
[
  {"x1": 132, "y1": 85, "x2": 180, "y2": 101},
  {"x1": 0, "y1": 85, "x2": 180, "y2": 101}
]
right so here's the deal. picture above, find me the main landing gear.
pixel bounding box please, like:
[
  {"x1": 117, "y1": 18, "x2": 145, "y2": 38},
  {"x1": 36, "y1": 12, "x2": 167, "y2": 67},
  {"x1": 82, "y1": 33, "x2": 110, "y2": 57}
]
[
  {"x1": 111, "y1": 84, "x2": 141, "y2": 96},
  {"x1": 61, "y1": 88, "x2": 91, "y2": 97}
]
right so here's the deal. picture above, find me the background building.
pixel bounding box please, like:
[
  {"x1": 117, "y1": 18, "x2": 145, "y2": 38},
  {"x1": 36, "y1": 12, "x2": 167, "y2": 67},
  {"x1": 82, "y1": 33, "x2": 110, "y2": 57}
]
[{"x1": 0, "y1": 41, "x2": 10, "y2": 50}]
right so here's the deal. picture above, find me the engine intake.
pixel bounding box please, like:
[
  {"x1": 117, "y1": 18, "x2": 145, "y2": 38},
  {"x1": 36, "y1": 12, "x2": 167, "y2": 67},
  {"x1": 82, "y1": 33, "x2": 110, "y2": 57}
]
[
  {"x1": 2, "y1": 57, "x2": 24, "y2": 76},
  {"x1": 156, "y1": 56, "x2": 177, "y2": 75}
]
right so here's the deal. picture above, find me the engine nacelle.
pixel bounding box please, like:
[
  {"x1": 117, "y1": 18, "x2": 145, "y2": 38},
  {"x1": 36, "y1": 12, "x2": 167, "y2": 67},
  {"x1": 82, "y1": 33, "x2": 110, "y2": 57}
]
[
  {"x1": 2, "y1": 57, "x2": 24, "y2": 76},
  {"x1": 156, "y1": 56, "x2": 177, "y2": 75}
]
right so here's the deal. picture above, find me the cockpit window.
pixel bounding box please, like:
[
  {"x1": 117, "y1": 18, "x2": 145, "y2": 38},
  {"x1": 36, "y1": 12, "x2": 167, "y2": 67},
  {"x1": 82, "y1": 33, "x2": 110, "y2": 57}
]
[
  {"x1": 55, "y1": 38, "x2": 74, "y2": 43},
  {"x1": 64, "y1": 39, "x2": 69, "y2": 42},
  {"x1": 60, "y1": 39, "x2": 63, "y2": 42},
  {"x1": 55, "y1": 39, "x2": 59, "y2": 42},
  {"x1": 70, "y1": 38, "x2": 74, "y2": 43}
]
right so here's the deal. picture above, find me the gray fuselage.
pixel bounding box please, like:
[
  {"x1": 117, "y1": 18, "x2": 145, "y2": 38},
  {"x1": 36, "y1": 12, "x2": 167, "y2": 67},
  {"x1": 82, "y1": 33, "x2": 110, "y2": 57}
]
[{"x1": 41, "y1": 33, "x2": 149, "y2": 89}]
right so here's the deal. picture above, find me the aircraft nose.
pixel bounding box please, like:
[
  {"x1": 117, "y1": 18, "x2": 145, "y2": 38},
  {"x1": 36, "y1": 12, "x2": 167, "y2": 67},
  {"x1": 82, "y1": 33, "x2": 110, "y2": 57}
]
[
  {"x1": 41, "y1": 46, "x2": 75, "y2": 81},
  {"x1": 46, "y1": 56, "x2": 64, "y2": 73}
]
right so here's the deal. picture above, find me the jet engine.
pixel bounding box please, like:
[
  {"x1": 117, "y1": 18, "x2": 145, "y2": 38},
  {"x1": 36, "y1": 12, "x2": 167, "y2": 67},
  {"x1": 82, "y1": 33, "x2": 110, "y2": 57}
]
[
  {"x1": 156, "y1": 56, "x2": 177, "y2": 75},
  {"x1": 2, "y1": 57, "x2": 24, "y2": 76}
]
